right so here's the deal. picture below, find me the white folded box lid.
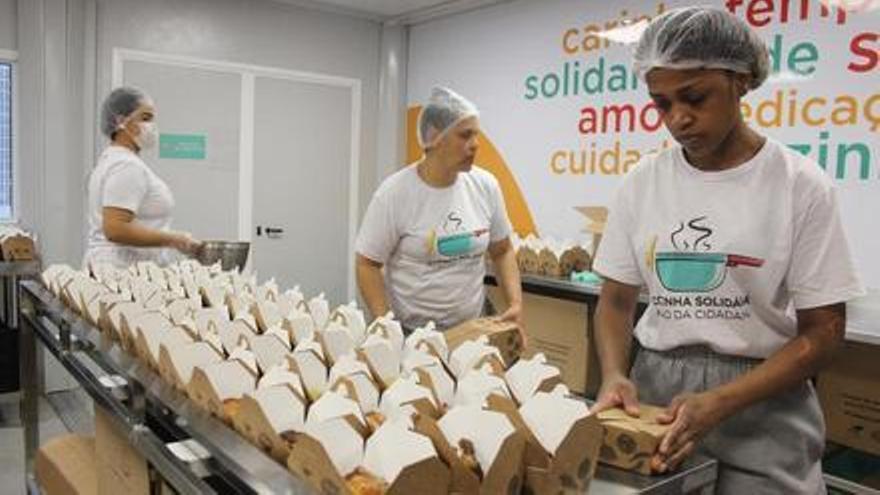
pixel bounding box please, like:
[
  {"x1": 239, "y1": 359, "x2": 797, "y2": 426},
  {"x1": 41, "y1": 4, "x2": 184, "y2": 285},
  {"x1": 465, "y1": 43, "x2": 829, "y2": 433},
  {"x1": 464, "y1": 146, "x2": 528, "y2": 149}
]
[
  {"x1": 247, "y1": 385, "x2": 306, "y2": 434},
  {"x1": 201, "y1": 331, "x2": 225, "y2": 357},
  {"x1": 404, "y1": 322, "x2": 448, "y2": 363},
  {"x1": 259, "y1": 363, "x2": 305, "y2": 397},
  {"x1": 329, "y1": 354, "x2": 380, "y2": 413},
  {"x1": 303, "y1": 417, "x2": 364, "y2": 477},
  {"x1": 330, "y1": 301, "x2": 367, "y2": 343},
  {"x1": 256, "y1": 278, "x2": 279, "y2": 302},
  {"x1": 133, "y1": 311, "x2": 173, "y2": 335},
  {"x1": 282, "y1": 310, "x2": 316, "y2": 345},
  {"x1": 166, "y1": 297, "x2": 200, "y2": 325},
  {"x1": 250, "y1": 332, "x2": 291, "y2": 371},
  {"x1": 367, "y1": 312, "x2": 404, "y2": 352},
  {"x1": 403, "y1": 350, "x2": 455, "y2": 408},
  {"x1": 439, "y1": 406, "x2": 515, "y2": 474},
  {"x1": 278, "y1": 286, "x2": 304, "y2": 316},
  {"x1": 359, "y1": 334, "x2": 401, "y2": 387},
  {"x1": 363, "y1": 417, "x2": 438, "y2": 485},
  {"x1": 504, "y1": 353, "x2": 562, "y2": 404},
  {"x1": 519, "y1": 385, "x2": 589, "y2": 455},
  {"x1": 291, "y1": 338, "x2": 329, "y2": 400},
  {"x1": 194, "y1": 306, "x2": 230, "y2": 335},
  {"x1": 454, "y1": 366, "x2": 510, "y2": 407},
  {"x1": 318, "y1": 322, "x2": 356, "y2": 365},
  {"x1": 229, "y1": 342, "x2": 260, "y2": 377},
  {"x1": 448, "y1": 336, "x2": 504, "y2": 379},
  {"x1": 141, "y1": 325, "x2": 195, "y2": 364},
  {"x1": 163, "y1": 341, "x2": 224, "y2": 385},
  {"x1": 219, "y1": 319, "x2": 258, "y2": 354},
  {"x1": 194, "y1": 360, "x2": 256, "y2": 400},
  {"x1": 307, "y1": 390, "x2": 366, "y2": 429},
  {"x1": 380, "y1": 374, "x2": 437, "y2": 418},
  {"x1": 307, "y1": 293, "x2": 330, "y2": 329},
  {"x1": 201, "y1": 284, "x2": 227, "y2": 308},
  {"x1": 252, "y1": 299, "x2": 282, "y2": 331}
]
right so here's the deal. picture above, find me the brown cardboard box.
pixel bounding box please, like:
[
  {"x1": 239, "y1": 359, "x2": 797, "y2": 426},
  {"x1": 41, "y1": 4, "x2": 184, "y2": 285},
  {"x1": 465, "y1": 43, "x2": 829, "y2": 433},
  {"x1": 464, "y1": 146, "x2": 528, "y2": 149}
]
[
  {"x1": 487, "y1": 288, "x2": 589, "y2": 394},
  {"x1": 0, "y1": 234, "x2": 36, "y2": 261},
  {"x1": 516, "y1": 245, "x2": 540, "y2": 274},
  {"x1": 35, "y1": 434, "x2": 97, "y2": 495},
  {"x1": 233, "y1": 384, "x2": 307, "y2": 462},
  {"x1": 489, "y1": 393, "x2": 602, "y2": 494},
  {"x1": 444, "y1": 317, "x2": 524, "y2": 369},
  {"x1": 429, "y1": 405, "x2": 526, "y2": 495},
  {"x1": 559, "y1": 245, "x2": 592, "y2": 274},
  {"x1": 95, "y1": 406, "x2": 149, "y2": 495},
  {"x1": 818, "y1": 340, "x2": 880, "y2": 456},
  {"x1": 596, "y1": 405, "x2": 670, "y2": 475},
  {"x1": 537, "y1": 248, "x2": 564, "y2": 277}
]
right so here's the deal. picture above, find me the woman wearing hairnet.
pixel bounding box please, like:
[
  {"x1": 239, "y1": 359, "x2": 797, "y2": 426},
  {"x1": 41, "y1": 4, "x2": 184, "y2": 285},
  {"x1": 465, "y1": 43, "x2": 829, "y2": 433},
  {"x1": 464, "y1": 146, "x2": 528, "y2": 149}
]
[
  {"x1": 591, "y1": 7, "x2": 863, "y2": 493},
  {"x1": 355, "y1": 87, "x2": 523, "y2": 335},
  {"x1": 84, "y1": 87, "x2": 201, "y2": 268}
]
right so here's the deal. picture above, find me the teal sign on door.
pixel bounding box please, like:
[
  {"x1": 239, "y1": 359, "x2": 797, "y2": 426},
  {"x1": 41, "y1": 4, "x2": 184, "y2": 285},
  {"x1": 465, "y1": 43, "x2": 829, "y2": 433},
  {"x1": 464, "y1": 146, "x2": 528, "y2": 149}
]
[{"x1": 159, "y1": 134, "x2": 207, "y2": 160}]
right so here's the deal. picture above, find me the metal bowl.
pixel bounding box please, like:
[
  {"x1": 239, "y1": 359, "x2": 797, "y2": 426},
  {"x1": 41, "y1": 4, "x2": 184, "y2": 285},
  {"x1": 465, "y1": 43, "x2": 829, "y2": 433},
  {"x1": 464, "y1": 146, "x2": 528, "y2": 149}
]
[{"x1": 195, "y1": 241, "x2": 250, "y2": 272}]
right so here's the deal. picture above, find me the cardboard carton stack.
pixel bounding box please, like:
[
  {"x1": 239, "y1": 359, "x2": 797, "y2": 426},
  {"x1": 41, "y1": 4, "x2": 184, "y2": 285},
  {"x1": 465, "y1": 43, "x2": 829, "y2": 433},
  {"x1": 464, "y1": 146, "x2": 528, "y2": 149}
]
[
  {"x1": 41, "y1": 262, "x2": 613, "y2": 494},
  {"x1": 512, "y1": 235, "x2": 592, "y2": 278},
  {"x1": 0, "y1": 225, "x2": 38, "y2": 261}
]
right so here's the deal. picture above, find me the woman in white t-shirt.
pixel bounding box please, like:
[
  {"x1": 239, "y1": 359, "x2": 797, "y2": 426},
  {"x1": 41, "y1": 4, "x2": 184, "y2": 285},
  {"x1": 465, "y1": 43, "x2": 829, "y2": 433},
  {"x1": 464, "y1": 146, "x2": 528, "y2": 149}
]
[
  {"x1": 83, "y1": 87, "x2": 200, "y2": 269},
  {"x1": 355, "y1": 87, "x2": 524, "y2": 335},
  {"x1": 591, "y1": 8, "x2": 864, "y2": 493}
]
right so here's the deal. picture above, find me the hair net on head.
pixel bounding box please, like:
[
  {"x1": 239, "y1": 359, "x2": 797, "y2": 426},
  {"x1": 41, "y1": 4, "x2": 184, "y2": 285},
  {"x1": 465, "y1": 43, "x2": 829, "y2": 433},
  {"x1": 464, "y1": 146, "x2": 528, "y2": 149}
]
[
  {"x1": 99, "y1": 86, "x2": 151, "y2": 139},
  {"x1": 633, "y1": 6, "x2": 770, "y2": 90},
  {"x1": 417, "y1": 87, "x2": 479, "y2": 149}
]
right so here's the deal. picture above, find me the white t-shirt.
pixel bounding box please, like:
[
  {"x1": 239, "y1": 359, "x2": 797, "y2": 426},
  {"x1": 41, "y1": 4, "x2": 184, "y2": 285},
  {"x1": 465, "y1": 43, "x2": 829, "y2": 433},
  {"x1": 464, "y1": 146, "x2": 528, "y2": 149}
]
[
  {"x1": 84, "y1": 145, "x2": 176, "y2": 268},
  {"x1": 594, "y1": 139, "x2": 864, "y2": 358},
  {"x1": 355, "y1": 164, "x2": 512, "y2": 330}
]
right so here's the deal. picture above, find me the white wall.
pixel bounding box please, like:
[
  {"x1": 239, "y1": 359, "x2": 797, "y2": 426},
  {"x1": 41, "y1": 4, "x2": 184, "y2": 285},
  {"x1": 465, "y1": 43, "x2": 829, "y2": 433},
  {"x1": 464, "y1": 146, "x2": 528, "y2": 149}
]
[{"x1": 0, "y1": 0, "x2": 15, "y2": 50}]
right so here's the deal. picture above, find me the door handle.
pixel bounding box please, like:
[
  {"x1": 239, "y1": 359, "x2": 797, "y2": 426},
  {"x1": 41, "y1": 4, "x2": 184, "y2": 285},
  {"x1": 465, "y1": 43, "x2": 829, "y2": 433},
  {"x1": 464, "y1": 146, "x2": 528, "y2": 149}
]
[{"x1": 265, "y1": 227, "x2": 284, "y2": 239}]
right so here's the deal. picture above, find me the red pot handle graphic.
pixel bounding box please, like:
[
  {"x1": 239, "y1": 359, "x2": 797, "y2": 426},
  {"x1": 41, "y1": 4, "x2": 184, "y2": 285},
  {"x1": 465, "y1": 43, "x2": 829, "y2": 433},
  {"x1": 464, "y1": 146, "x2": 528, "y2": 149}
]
[{"x1": 726, "y1": 254, "x2": 764, "y2": 267}]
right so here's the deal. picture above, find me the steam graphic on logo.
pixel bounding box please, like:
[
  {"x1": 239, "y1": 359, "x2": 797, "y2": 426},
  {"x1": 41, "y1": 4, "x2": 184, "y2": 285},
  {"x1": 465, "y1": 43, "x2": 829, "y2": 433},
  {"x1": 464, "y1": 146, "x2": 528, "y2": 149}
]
[{"x1": 654, "y1": 216, "x2": 764, "y2": 293}]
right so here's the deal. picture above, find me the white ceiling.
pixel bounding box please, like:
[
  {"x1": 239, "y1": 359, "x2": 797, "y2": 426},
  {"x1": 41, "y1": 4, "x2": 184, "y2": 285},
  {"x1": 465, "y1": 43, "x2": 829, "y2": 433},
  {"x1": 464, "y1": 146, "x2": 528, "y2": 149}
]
[
  {"x1": 272, "y1": 0, "x2": 508, "y2": 23},
  {"x1": 300, "y1": 0, "x2": 454, "y2": 17}
]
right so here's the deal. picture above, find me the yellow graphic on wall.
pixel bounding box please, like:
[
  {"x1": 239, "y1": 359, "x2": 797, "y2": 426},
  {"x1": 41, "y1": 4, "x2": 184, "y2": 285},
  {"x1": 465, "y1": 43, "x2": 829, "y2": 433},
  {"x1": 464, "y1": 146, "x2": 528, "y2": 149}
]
[{"x1": 406, "y1": 106, "x2": 538, "y2": 237}]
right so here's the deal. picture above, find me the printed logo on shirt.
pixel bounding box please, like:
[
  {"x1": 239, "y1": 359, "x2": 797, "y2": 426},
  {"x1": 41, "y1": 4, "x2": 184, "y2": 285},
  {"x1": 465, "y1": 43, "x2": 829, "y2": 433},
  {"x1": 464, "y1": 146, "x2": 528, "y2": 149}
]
[
  {"x1": 646, "y1": 216, "x2": 765, "y2": 322},
  {"x1": 425, "y1": 209, "x2": 489, "y2": 260}
]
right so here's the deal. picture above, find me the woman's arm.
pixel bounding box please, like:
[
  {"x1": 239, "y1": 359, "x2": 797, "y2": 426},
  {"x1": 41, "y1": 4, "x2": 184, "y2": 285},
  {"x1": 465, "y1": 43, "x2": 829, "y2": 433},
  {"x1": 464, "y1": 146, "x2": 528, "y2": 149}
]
[
  {"x1": 655, "y1": 303, "x2": 846, "y2": 472},
  {"x1": 488, "y1": 237, "x2": 523, "y2": 329},
  {"x1": 356, "y1": 253, "x2": 390, "y2": 321},
  {"x1": 102, "y1": 207, "x2": 198, "y2": 253},
  {"x1": 592, "y1": 278, "x2": 642, "y2": 416}
]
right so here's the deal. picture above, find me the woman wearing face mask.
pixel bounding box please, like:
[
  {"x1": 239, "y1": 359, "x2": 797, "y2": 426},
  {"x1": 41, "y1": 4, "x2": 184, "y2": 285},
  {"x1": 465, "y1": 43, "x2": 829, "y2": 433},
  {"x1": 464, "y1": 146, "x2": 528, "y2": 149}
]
[
  {"x1": 590, "y1": 7, "x2": 863, "y2": 493},
  {"x1": 355, "y1": 87, "x2": 524, "y2": 336},
  {"x1": 83, "y1": 87, "x2": 201, "y2": 269}
]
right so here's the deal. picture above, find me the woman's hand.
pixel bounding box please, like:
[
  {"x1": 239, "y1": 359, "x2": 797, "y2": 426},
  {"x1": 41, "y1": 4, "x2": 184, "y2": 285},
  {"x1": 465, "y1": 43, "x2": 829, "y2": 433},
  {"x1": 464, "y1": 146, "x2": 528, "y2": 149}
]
[
  {"x1": 495, "y1": 303, "x2": 526, "y2": 347},
  {"x1": 591, "y1": 374, "x2": 640, "y2": 416},
  {"x1": 653, "y1": 391, "x2": 728, "y2": 473},
  {"x1": 168, "y1": 231, "x2": 202, "y2": 256}
]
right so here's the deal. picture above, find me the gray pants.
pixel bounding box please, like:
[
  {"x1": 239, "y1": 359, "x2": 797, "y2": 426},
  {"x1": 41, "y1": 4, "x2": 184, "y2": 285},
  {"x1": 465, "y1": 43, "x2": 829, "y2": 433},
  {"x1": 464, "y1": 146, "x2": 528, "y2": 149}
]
[{"x1": 631, "y1": 345, "x2": 826, "y2": 495}]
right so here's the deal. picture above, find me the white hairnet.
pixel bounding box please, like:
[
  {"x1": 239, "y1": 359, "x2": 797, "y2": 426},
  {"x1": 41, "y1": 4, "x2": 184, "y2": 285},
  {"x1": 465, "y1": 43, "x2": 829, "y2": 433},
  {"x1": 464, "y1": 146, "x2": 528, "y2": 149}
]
[
  {"x1": 99, "y1": 86, "x2": 151, "y2": 138},
  {"x1": 417, "y1": 87, "x2": 479, "y2": 149},
  {"x1": 633, "y1": 7, "x2": 770, "y2": 90}
]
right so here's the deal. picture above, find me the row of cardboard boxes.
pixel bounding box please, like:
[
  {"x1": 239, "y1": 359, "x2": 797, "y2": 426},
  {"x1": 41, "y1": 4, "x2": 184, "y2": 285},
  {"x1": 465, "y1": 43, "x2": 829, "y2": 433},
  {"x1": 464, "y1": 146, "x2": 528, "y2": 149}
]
[{"x1": 40, "y1": 261, "x2": 671, "y2": 495}]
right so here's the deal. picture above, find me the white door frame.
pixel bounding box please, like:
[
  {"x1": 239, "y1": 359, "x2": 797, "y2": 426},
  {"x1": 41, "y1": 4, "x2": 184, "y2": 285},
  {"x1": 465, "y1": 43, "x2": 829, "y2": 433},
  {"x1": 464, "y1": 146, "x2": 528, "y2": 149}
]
[{"x1": 112, "y1": 48, "x2": 362, "y2": 300}]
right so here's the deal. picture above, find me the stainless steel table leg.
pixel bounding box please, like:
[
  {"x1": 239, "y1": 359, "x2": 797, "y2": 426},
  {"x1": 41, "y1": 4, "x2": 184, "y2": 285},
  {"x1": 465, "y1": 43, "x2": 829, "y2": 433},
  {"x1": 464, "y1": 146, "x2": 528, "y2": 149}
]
[{"x1": 19, "y1": 305, "x2": 43, "y2": 474}]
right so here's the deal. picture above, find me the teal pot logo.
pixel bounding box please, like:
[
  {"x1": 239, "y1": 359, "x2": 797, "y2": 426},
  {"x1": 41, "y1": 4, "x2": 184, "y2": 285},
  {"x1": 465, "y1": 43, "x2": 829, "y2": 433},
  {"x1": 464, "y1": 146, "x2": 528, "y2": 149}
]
[{"x1": 655, "y1": 252, "x2": 764, "y2": 293}]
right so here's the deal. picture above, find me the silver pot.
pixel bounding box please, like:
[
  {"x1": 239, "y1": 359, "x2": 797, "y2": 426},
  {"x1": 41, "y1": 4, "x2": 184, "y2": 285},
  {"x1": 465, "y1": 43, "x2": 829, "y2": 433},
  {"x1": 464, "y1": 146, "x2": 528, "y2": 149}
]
[{"x1": 195, "y1": 241, "x2": 250, "y2": 272}]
